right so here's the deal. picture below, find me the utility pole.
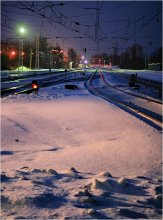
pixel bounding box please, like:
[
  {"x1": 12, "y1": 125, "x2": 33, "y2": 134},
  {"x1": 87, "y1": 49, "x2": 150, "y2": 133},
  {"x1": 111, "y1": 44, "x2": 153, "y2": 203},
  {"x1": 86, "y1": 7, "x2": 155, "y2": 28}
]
[
  {"x1": 83, "y1": 2, "x2": 101, "y2": 69},
  {"x1": 95, "y1": 1, "x2": 100, "y2": 68},
  {"x1": 49, "y1": 51, "x2": 53, "y2": 69},
  {"x1": 18, "y1": 37, "x2": 24, "y2": 70},
  {"x1": 35, "y1": 33, "x2": 40, "y2": 69},
  {"x1": 145, "y1": 24, "x2": 149, "y2": 69},
  {"x1": 30, "y1": 49, "x2": 33, "y2": 69}
]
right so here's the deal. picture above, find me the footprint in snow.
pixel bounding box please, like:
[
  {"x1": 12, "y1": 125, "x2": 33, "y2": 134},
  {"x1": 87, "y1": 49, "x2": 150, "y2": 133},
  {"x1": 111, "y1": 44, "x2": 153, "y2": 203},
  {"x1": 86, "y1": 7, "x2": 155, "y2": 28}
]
[{"x1": 63, "y1": 127, "x2": 73, "y2": 131}]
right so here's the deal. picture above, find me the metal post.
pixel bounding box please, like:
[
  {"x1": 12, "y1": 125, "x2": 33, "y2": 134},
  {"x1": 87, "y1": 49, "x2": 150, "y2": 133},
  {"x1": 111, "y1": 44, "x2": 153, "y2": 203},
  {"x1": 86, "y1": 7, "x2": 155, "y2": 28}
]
[
  {"x1": 30, "y1": 49, "x2": 33, "y2": 69},
  {"x1": 21, "y1": 38, "x2": 23, "y2": 70},
  {"x1": 94, "y1": 2, "x2": 100, "y2": 69},
  {"x1": 145, "y1": 24, "x2": 148, "y2": 69},
  {"x1": 50, "y1": 52, "x2": 53, "y2": 69},
  {"x1": 35, "y1": 34, "x2": 40, "y2": 69},
  {"x1": 145, "y1": 50, "x2": 147, "y2": 69},
  {"x1": 18, "y1": 37, "x2": 23, "y2": 71},
  {"x1": 18, "y1": 40, "x2": 20, "y2": 71}
]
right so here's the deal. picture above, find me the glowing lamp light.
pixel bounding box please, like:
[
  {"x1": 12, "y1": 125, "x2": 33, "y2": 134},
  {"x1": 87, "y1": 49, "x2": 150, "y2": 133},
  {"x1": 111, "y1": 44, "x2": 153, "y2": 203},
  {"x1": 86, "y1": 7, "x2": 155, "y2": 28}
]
[
  {"x1": 19, "y1": 27, "x2": 26, "y2": 34},
  {"x1": 10, "y1": 51, "x2": 16, "y2": 59},
  {"x1": 33, "y1": 84, "x2": 38, "y2": 89},
  {"x1": 82, "y1": 56, "x2": 84, "y2": 60},
  {"x1": 22, "y1": 52, "x2": 25, "y2": 55},
  {"x1": 32, "y1": 80, "x2": 39, "y2": 90},
  {"x1": 11, "y1": 51, "x2": 16, "y2": 55},
  {"x1": 84, "y1": 60, "x2": 88, "y2": 64}
]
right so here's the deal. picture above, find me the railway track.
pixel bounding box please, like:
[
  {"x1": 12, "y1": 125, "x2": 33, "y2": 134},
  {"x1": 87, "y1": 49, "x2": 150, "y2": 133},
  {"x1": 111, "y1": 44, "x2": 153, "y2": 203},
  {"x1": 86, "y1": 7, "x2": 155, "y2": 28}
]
[
  {"x1": 108, "y1": 71, "x2": 162, "y2": 92},
  {"x1": 85, "y1": 71, "x2": 162, "y2": 130},
  {"x1": 1, "y1": 71, "x2": 80, "y2": 97},
  {"x1": 102, "y1": 73, "x2": 162, "y2": 105},
  {"x1": 102, "y1": 71, "x2": 162, "y2": 101},
  {"x1": 1, "y1": 70, "x2": 63, "y2": 82},
  {"x1": 1, "y1": 71, "x2": 99, "y2": 97}
]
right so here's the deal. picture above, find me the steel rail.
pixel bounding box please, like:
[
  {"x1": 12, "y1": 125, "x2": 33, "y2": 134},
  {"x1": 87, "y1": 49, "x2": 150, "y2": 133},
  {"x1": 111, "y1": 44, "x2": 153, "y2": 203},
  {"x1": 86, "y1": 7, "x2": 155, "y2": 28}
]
[
  {"x1": 2, "y1": 73, "x2": 99, "y2": 97},
  {"x1": 1, "y1": 70, "x2": 65, "y2": 82},
  {"x1": 1, "y1": 71, "x2": 77, "y2": 97},
  {"x1": 85, "y1": 72, "x2": 162, "y2": 130},
  {"x1": 101, "y1": 72, "x2": 162, "y2": 105},
  {"x1": 107, "y1": 71, "x2": 162, "y2": 91},
  {"x1": 14, "y1": 76, "x2": 91, "y2": 95}
]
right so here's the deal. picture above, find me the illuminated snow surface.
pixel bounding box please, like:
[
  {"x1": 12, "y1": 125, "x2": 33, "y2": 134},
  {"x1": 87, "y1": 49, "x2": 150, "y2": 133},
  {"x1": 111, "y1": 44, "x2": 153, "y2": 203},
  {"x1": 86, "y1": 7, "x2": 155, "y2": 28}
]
[{"x1": 1, "y1": 72, "x2": 162, "y2": 219}]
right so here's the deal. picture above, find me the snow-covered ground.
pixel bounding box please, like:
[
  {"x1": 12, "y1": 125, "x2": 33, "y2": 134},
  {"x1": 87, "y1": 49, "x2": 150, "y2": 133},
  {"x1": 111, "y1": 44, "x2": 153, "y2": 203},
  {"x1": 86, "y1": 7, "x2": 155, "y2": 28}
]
[
  {"x1": 1, "y1": 71, "x2": 162, "y2": 219},
  {"x1": 109, "y1": 67, "x2": 162, "y2": 83}
]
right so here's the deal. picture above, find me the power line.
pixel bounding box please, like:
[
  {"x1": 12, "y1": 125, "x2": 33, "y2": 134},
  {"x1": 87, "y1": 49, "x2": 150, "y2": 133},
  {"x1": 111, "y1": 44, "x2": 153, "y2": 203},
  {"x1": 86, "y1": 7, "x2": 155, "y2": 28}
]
[
  {"x1": 131, "y1": 8, "x2": 162, "y2": 37},
  {"x1": 14, "y1": 1, "x2": 81, "y2": 33},
  {"x1": 100, "y1": 1, "x2": 134, "y2": 14}
]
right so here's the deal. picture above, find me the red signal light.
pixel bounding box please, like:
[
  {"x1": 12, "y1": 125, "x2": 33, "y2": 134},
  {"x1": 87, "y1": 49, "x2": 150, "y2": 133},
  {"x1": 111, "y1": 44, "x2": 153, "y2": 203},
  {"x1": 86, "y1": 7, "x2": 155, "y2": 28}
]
[
  {"x1": 10, "y1": 51, "x2": 16, "y2": 59},
  {"x1": 11, "y1": 51, "x2": 16, "y2": 55},
  {"x1": 32, "y1": 84, "x2": 38, "y2": 89}
]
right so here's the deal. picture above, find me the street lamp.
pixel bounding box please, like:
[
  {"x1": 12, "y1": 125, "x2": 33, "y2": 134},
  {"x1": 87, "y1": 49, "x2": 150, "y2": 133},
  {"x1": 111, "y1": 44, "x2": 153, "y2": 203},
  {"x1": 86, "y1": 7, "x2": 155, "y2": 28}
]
[
  {"x1": 81, "y1": 56, "x2": 85, "y2": 68},
  {"x1": 9, "y1": 51, "x2": 16, "y2": 68},
  {"x1": 69, "y1": 61, "x2": 73, "y2": 69},
  {"x1": 18, "y1": 26, "x2": 26, "y2": 71},
  {"x1": 11, "y1": 51, "x2": 16, "y2": 56},
  {"x1": 10, "y1": 51, "x2": 16, "y2": 60},
  {"x1": 84, "y1": 60, "x2": 88, "y2": 74},
  {"x1": 19, "y1": 27, "x2": 26, "y2": 34},
  {"x1": 99, "y1": 59, "x2": 101, "y2": 68}
]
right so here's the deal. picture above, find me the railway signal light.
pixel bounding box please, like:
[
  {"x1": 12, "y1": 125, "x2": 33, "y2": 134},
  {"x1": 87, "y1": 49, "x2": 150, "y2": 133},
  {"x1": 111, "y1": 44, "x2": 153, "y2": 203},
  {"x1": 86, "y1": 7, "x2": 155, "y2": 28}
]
[
  {"x1": 9, "y1": 50, "x2": 16, "y2": 60},
  {"x1": 11, "y1": 51, "x2": 16, "y2": 56},
  {"x1": 32, "y1": 80, "x2": 39, "y2": 94},
  {"x1": 33, "y1": 84, "x2": 38, "y2": 89}
]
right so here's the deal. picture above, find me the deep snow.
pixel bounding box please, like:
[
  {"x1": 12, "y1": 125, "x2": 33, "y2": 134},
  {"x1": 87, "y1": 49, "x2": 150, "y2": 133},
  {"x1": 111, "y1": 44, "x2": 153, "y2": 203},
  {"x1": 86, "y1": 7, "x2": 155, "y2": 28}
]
[{"x1": 1, "y1": 70, "x2": 162, "y2": 219}]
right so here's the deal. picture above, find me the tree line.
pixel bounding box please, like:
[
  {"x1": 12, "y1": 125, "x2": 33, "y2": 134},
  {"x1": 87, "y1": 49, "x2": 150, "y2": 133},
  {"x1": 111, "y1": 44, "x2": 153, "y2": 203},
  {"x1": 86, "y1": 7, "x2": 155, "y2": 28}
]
[
  {"x1": 1, "y1": 38, "x2": 162, "y2": 70},
  {"x1": 1, "y1": 37, "x2": 81, "y2": 70},
  {"x1": 91, "y1": 44, "x2": 162, "y2": 70}
]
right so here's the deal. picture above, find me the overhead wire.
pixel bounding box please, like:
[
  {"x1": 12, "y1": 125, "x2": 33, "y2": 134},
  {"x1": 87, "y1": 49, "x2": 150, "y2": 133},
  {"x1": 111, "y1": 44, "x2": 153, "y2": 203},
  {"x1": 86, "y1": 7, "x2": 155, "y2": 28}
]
[{"x1": 2, "y1": 1, "x2": 161, "y2": 57}]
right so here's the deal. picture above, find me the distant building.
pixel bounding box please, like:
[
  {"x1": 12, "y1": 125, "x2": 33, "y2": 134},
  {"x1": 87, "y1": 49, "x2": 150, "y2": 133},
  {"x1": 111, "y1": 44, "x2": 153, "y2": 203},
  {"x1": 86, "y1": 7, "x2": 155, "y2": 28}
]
[{"x1": 148, "y1": 63, "x2": 161, "y2": 71}]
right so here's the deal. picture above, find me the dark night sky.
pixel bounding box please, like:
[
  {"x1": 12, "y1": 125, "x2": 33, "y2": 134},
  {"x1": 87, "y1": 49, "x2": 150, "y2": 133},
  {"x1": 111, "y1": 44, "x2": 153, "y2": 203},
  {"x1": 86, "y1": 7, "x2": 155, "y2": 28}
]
[{"x1": 1, "y1": 0, "x2": 162, "y2": 59}]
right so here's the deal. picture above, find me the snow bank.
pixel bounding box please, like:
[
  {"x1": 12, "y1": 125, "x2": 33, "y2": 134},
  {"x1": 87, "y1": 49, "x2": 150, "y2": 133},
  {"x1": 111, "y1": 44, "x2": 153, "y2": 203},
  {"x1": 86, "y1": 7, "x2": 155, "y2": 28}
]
[{"x1": 1, "y1": 167, "x2": 162, "y2": 219}]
